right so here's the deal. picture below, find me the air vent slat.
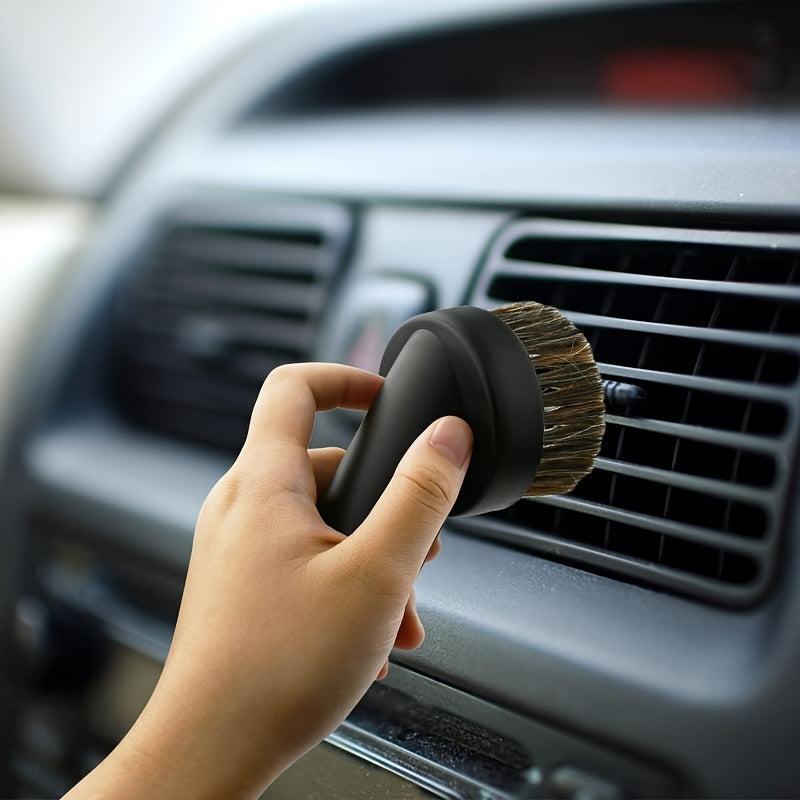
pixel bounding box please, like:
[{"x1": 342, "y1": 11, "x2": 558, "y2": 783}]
[
  {"x1": 498, "y1": 261, "x2": 800, "y2": 301},
  {"x1": 118, "y1": 365, "x2": 258, "y2": 415},
  {"x1": 114, "y1": 330, "x2": 294, "y2": 386},
  {"x1": 594, "y1": 457, "x2": 772, "y2": 505},
  {"x1": 567, "y1": 313, "x2": 800, "y2": 355},
  {"x1": 596, "y1": 363, "x2": 793, "y2": 404},
  {"x1": 530, "y1": 496, "x2": 768, "y2": 557},
  {"x1": 606, "y1": 414, "x2": 779, "y2": 456},
  {"x1": 464, "y1": 219, "x2": 800, "y2": 607},
  {"x1": 156, "y1": 230, "x2": 326, "y2": 276},
  {"x1": 468, "y1": 517, "x2": 760, "y2": 607},
  {"x1": 138, "y1": 266, "x2": 327, "y2": 317},
  {"x1": 111, "y1": 199, "x2": 350, "y2": 452},
  {"x1": 117, "y1": 305, "x2": 314, "y2": 357}
]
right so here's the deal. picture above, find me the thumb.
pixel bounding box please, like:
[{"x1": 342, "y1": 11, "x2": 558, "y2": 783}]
[{"x1": 351, "y1": 416, "x2": 473, "y2": 580}]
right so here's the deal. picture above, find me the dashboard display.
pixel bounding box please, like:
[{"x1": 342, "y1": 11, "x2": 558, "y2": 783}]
[
  {"x1": 259, "y1": 1, "x2": 800, "y2": 116},
  {"x1": 602, "y1": 49, "x2": 754, "y2": 105}
]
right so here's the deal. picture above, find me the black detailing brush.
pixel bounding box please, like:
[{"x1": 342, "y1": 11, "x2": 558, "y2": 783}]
[{"x1": 318, "y1": 302, "x2": 605, "y2": 535}]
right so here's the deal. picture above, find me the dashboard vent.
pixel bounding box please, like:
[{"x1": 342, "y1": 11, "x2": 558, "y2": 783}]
[
  {"x1": 464, "y1": 219, "x2": 800, "y2": 607},
  {"x1": 111, "y1": 200, "x2": 351, "y2": 451}
]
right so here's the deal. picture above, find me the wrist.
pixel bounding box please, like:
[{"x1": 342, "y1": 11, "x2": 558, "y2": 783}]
[{"x1": 137, "y1": 667, "x2": 284, "y2": 798}]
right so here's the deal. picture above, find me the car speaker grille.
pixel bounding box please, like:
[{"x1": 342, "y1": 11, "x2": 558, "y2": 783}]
[
  {"x1": 111, "y1": 200, "x2": 351, "y2": 451},
  {"x1": 463, "y1": 218, "x2": 800, "y2": 607}
]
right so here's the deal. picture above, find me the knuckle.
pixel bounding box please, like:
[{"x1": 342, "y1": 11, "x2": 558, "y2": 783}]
[
  {"x1": 208, "y1": 467, "x2": 245, "y2": 508},
  {"x1": 197, "y1": 468, "x2": 244, "y2": 528},
  {"x1": 202, "y1": 463, "x2": 271, "y2": 518},
  {"x1": 202, "y1": 465, "x2": 247, "y2": 516},
  {"x1": 395, "y1": 463, "x2": 454, "y2": 516},
  {"x1": 261, "y1": 363, "x2": 297, "y2": 390}
]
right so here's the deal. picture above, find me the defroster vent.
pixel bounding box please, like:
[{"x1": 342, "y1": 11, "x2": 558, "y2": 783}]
[
  {"x1": 111, "y1": 200, "x2": 351, "y2": 451},
  {"x1": 464, "y1": 218, "x2": 800, "y2": 607}
]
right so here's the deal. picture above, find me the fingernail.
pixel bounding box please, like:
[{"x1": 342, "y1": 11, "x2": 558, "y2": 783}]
[{"x1": 429, "y1": 417, "x2": 472, "y2": 467}]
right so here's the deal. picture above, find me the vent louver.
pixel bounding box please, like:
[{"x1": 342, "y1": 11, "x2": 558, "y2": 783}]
[
  {"x1": 111, "y1": 200, "x2": 350, "y2": 451},
  {"x1": 465, "y1": 219, "x2": 800, "y2": 607}
]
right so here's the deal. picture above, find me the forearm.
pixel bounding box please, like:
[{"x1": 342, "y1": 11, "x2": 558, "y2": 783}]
[{"x1": 63, "y1": 669, "x2": 283, "y2": 800}]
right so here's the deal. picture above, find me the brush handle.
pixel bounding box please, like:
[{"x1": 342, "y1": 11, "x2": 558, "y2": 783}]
[
  {"x1": 318, "y1": 329, "x2": 459, "y2": 535},
  {"x1": 317, "y1": 306, "x2": 544, "y2": 535}
]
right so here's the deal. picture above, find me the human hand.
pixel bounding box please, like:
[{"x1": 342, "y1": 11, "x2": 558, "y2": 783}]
[{"x1": 63, "y1": 363, "x2": 472, "y2": 800}]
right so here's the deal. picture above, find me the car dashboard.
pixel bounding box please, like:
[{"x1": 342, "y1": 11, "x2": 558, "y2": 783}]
[{"x1": 1, "y1": 0, "x2": 799, "y2": 797}]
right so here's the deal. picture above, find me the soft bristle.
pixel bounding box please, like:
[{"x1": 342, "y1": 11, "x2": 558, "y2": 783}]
[{"x1": 492, "y1": 301, "x2": 605, "y2": 496}]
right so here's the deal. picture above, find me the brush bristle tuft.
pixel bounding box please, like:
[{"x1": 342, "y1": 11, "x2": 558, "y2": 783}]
[{"x1": 492, "y1": 301, "x2": 605, "y2": 496}]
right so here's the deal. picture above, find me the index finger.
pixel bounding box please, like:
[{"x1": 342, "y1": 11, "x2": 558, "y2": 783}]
[{"x1": 242, "y1": 363, "x2": 383, "y2": 455}]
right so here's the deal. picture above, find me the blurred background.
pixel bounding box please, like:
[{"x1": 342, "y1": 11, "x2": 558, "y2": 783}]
[
  {"x1": 0, "y1": 0, "x2": 321, "y2": 195},
  {"x1": 0, "y1": 0, "x2": 324, "y2": 456}
]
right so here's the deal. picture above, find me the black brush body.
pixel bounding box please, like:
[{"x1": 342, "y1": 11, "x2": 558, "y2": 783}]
[{"x1": 318, "y1": 306, "x2": 543, "y2": 535}]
